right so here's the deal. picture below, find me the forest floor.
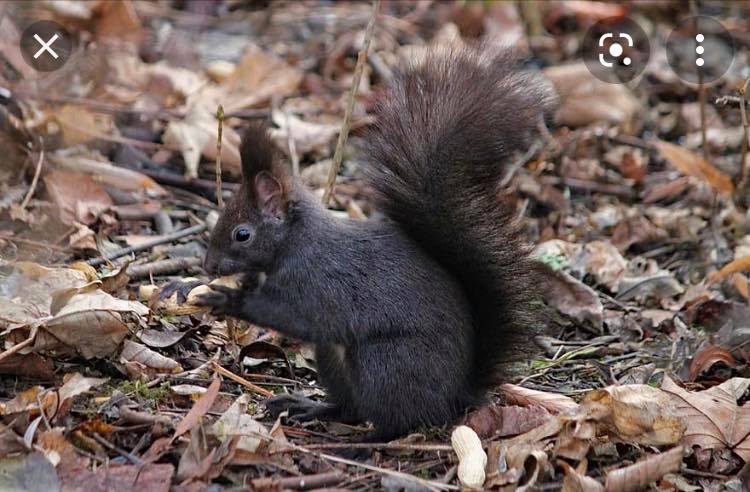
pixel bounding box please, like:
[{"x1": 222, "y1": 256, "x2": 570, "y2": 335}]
[{"x1": 1, "y1": 1, "x2": 750, "y2": 490}]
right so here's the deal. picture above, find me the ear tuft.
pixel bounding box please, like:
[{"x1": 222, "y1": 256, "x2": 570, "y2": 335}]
[
  {"x1": 254, "y1": 170, "x2": 287, "y2": 217},
  {"x1": 240, "y1": 125, "x2": 275, "y2": 181}
]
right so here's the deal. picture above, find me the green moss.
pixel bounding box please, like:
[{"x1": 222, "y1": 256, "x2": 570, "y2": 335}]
[
  {"x1": 535, "y1": 253, "x2": 569, "y2": 271},
  {"x1": 116, "y1": 380, "x2": 171, "y2": 406}
]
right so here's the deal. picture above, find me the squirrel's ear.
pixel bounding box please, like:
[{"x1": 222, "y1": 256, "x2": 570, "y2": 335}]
[
  {"x1": 240, "y1": 125, "x2": 275, "y2": 183},
  {"x1": 254, "y1": 171, "x2": 287, "y2": 218}
]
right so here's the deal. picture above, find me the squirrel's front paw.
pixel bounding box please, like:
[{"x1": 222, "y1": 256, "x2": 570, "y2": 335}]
[{"x1": 193, "y1": 284, "x2": 244, "y2": 316}]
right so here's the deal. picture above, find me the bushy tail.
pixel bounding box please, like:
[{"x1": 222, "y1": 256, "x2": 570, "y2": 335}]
[{"x1": 361, "y1": 46, "x2": 556, "y2": 391}]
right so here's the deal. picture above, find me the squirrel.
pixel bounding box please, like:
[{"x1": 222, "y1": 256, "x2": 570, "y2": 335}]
[{"x1": 194, "y1": 46, "x2": 556, "y2": 441}]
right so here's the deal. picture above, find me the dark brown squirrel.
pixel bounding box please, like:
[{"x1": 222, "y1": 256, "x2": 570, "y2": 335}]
[{"x1": 194, "y1": 46, "x2": 556, "y2": 441}]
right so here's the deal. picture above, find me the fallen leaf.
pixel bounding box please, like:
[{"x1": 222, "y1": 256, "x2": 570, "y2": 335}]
[
  {"x1": 499, "y1": 384, "x2": 579, "y2": 414},
  {"x1": 688, "y1": 344, "x2": 741, "y2": 381},
  {"x1": 560, "y1": 461, "x2": 604, "y2": 492},
  {"x1": 537, "y1": 266, "x2": 603, "y2": 328},
  {"x1": 544, "y1": 62, "x2": 639, "y2": 127},
  {"x1": 466, "y1": 404, "x2": 552, "y2": 440},
  {"x1": 54, "y1": 104, "x2": 115, "y2": 146},
  {"x1": 221, "y1": 44, "x2": 303, "y2": 112},
  {"x1": 211, "y1": 394, "x2": 269, "y2": 453},
  {"x1": 709, "y1": 256, "x2": 750, "y2": 285},
  {"x1": 173, "y1": 377, "x2": 221, "y2": 442},
  {"x1": 270, "y1": 109, "x2": 339, "y2": 156},
  {"x1": 662, "y1": 377, "x2": 750, "y2": 461},
  {"x1": 48, "y1": 153, "x2": 168, "y2": 196},
  {"x1": 43, "y1": 170, "x2": 112, "y2": 225},
  {"x1": 581, "y1": 384, "x2": 685, "y2": 445},
  {"x1": 655, "y1": 140, "x2": 734, "y2": 195},
  {"x1": 611, "y1": 215, "x2": 668, "y2": 252},
  {"x1": 604, "y1": 446, "x2": 684, "y2": 492},
  {"x1": 120, "y1": 340, "x2": 183, "y2": 378}
]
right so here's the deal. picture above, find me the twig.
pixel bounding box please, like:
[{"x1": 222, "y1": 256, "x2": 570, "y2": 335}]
[
  {"x1": 738, "y1": 77, "x2": 750, "y2": 191},
  {"x1": 20, "y1": 145, "x2": 44, "y2": 210},
  {"x1": 211, "y1": 361, "x2": 274, "y2": 398},
  {"x1": 252, "y1": 429, "x2": 458, "y2": 491},
  {"x1": 285, "y1": 111, "x2": 300, "y2": 176},
  {"x1": 126, "y1": 257, "x2": 203, "y2": 279},
  {"x1": 90, "y1": 432, "x2": 144, "y2": 465},
  {"x1": 0, "y1": 325, "x2": 38, "y2": 363},
  {"x1": 250, "y1": 471, "x2": 344, "y2": 490},
  {"x1": 86, "y1": 224, "x2": 207, "y2": 267},
  {"x1": 322, "y1": 0, "x2": 380, "y2": 205},
  {"x1": 539, "y1": 176, "x2": 635, "y2": 198},
  {"x1": 1, "y1": 236, "x2": 69, "y2": 252},
  {"x1": 691, "y1": 4, "x2": 709, "y2": 161},
  {"x1": 215, "y1": 105, "x2": 224, "y2": 208},
  {"x1": 12, "y1": 89, "x2": 183, "y2": 120}
]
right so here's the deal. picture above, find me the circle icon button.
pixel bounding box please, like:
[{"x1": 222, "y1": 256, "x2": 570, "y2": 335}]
[
  {"x1": 666, "y1": 16, "x2": 734, "y2": 84},
  {"x1": 20, "y1": 20, "x2": 72, "y2": 72},
  {"x1": 582, "y1": 17, "x2": 650, "y2": 84}
]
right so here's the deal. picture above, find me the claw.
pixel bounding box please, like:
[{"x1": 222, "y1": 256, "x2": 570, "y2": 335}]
[
  {"x1": 193, "y1": 290, "x2": 227, "y2": 307},
  {"x1": 159, "y1": 280, "x2": 204, "y2": 303}
]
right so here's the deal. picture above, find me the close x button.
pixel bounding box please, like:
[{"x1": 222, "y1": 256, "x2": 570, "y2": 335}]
[{"x1": 20, "y1": 20, "x2": 73, "y2": 72}]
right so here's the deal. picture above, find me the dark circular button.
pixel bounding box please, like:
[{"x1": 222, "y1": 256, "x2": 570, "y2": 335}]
[
  {"x1": 20, "y1": 20, "x2": 73, "y2": 72},
  {"x1": 582, "y1": 17, "x2": 650, "y2": 84},
  {"x1": 666, "y1": 16, "x2": 734, "y2": 85}
]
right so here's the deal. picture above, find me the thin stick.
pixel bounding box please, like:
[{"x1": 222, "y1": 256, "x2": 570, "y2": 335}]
[
  {"x1": 20, "y1": 146, "x2": 44, "y2": 210},
  {"x1": 322, "y1": 0, "x2": 380, "y2": 205},
  {"x1": 285, "y1": 111, "x2": 300, "y2": 176},
  {"x1": 215, "y1": 105, "x2": 224, "y2": 208},
  {"x1": 738, "y1": 77, "x2": 750, "y2": 191},
  {"x1": 251, "y1": 429, "x2": 458, "y2": 491},
  {"x1": 0, "y1": 326, "x2": 38, "y2": 363},
  {"x1": 211, "y1": 361, "x2": 274, "y2": 398},
  {"x1": 86, "y1": 224, "x2": 207, "y2": 267}
]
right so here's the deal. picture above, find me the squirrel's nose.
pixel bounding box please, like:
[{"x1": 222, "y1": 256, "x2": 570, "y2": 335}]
[{"x1": 203, "y1": 251, "x2": 219, "y2": 275}]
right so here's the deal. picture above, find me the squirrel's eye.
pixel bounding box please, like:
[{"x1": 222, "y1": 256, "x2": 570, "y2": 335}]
[{"x1": 234, "y1": 227, "x2": 251, "y2": 242}]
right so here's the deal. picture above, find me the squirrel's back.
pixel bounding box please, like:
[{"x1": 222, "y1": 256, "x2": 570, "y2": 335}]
[{"x1": 361, "y1": 46, "x2": 556, "y2": 392}]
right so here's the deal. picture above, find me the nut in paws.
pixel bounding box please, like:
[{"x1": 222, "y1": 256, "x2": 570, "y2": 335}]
[{"x1": 194, "y1": 284, "x2": 244, "y2": 315}]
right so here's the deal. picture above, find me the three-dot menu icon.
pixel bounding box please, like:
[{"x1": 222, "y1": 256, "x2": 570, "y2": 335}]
[
  {"x1": 666, "y1": 16, "x2": 734, "y2": 84},
  {"x1": 695, "y1": 33, "x2": 704, "y2": 67}
]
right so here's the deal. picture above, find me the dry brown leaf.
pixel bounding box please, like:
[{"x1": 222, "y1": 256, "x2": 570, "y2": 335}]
[
  {"x1": 499, "y1": 384, "x2": 579, "y2": 414},
  {"x1": 464, "y1": 404, "x2": 552, "y2": 439},
  {"x1": 642, "y1": 176, "x2": 691, "y2": 204},
  {"x1": 54, "y1": 105, "x2": 115, "y2": 146},
  {"x1": 0, "y1": 262, "x2": 90, "y2": 328},
  {"x1": 560, "y1": 461, "x2": 605, "y2": 492},
  {"x1": 221, "y1": 44, "x2": 303, "y2": 112},
  {"x1": 537, "y1": 267, "x2": 603, "y2": 328},
  {"x1": 93, "y1": 0, "x2": 143, "y2": 42},
  {"x1": 162, "y1": 93, "x2": 241, "y2": 178},
  {"x1": 2, "y1": 272, "x2": 148, "y2": 358},
  {"x1": 710, "y1": 256, "x2": 750, "y2": 285},
  {"x1": 49, "y1": 153, "x2": 168, "y2": 196},
  {"x1": 662, "y1": 377, "x2": 750, "y2": 461},
  {"x1": 655, "y1": 140, "x2": 734, "y2": 195},
  {"x1": 611, "y1": 215, "x2": 668, "y2": 253},
  {"x1": 688, "y1": 345, "x2": 741, "y2": 381},
  {"x1": 486, "y1": 441, "x2": 549, "y2": 490},
  {"x1": 270, "y1": 110, "x2": 339, "y2": 156},
  {"x1": 604, "y1": 446, "x2": 684, "y2": 492},
  {"x1": 172, "y1": 377, "x2": 221, "y2": 442},
  {"x1": 43, "y1": 170, "x2": 113, "y2": 225},
  {"x1": 211, "y1": 394, "x2": 269, "y2": 453},
  {"x1": 581, "y1": 384, "x2": 685, "y2": 445},
  {"x1": 119, "y1": 340, "x2": 182, "y2": 378},
  {"x1": 543, "y1": 62, "x2": 639, "y2": 127}
]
